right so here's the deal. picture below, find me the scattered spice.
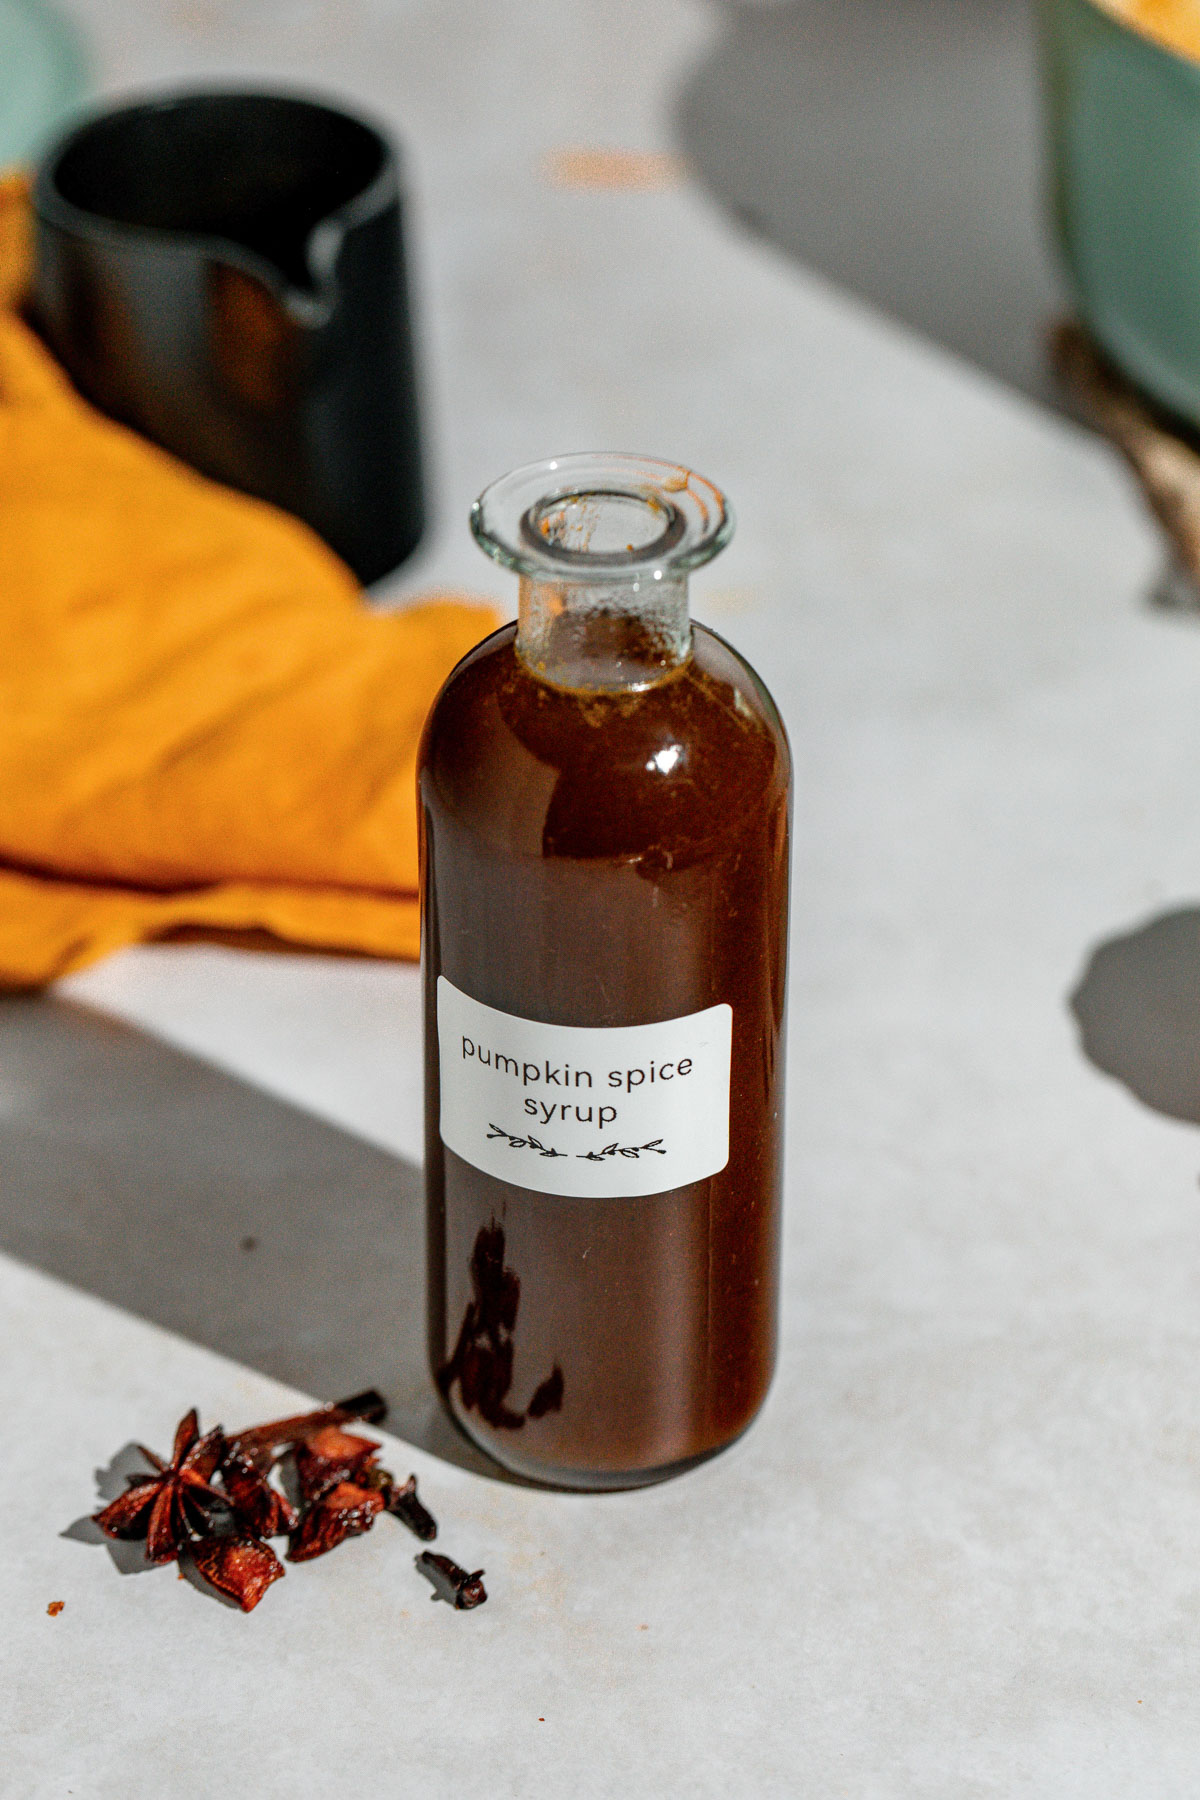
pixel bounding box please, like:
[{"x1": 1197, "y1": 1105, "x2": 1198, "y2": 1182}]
[
  {"x1": 88, "y1": 1390, "x2": 473, "y2": 1616},
  {"x1": 386, "y1": 1474, "x2": 438, "y2": 1542},
  {"x1": 294, "y1": 1425, "x2": 380, "y2": 1504},
  {"x1": 220, "y1": 1449, "x2": 298, "y2": 1539},
  {"x1": 191, "y1": 1536, "x2": 284, "y2": 1612},
  {"x1": 226, "y1": 1389, "x2": 385, "y2": 1471},
  {"x1": 94, "y1": 1408, "x2": 229, "y2": 1563},
  {"x1": 46, "y1": 1601, "x2": 64, "y2": 1617},
  {"x1": 544, "y1": 147, "x2": 684, "y2": 191},
  {"x1": 287, "y1": 1479, "x2": 386, "y2": 1562},
  {"x1": 415, "y1": 1551, "x2": 488, "y2": 1610}
]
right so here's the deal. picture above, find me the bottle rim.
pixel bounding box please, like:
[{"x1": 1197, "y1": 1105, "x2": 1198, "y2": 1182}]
[{"x1": 470, "y1": 453, "x2": 734, "y2": 580}]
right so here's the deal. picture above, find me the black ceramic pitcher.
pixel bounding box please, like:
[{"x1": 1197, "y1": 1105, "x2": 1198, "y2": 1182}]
[{"x1": 32, "y1": 90, "x2": 424, "y2": 585}]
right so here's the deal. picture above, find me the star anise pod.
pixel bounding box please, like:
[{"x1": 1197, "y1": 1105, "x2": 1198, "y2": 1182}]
[
  {"x1": 220, "y1": 1450, "x2": 299, "y2": 1538},
  {"x1": 94, "y1": 1409, "x2": 230, "y2": 1564},
  {"x1": 190, "y1": 1536, "x2": 285, "y2": 1613},
  {"x1": 287, "y1": 1479, "x2": 385, "y2": 1562},
  {"x1": 292, "y1": 1426, "x2": 380, "y2": 1505}
]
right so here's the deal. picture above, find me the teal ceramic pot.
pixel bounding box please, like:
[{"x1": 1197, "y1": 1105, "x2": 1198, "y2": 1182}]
[
  {"x1": 1039, "y1": 0, "x2": 1200, "y2": 426},
  {"x1": 0, "y1": 0, "x2": 86, "y2": 167}
]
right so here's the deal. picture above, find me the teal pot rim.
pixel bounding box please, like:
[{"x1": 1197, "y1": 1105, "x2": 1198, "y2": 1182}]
[{"x1": 1039, "y1": 0, "x2": 1200, "y2": 428}]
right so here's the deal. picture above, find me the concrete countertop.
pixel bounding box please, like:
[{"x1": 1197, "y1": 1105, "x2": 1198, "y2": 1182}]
[{"x1": 5, "y1": 1, "x2": 1200, "y2": 1793}]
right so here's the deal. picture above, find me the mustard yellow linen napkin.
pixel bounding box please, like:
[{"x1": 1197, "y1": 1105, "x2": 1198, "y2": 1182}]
[{"x1": 0, "y1": 173, "x2": 499, "y2": 987}]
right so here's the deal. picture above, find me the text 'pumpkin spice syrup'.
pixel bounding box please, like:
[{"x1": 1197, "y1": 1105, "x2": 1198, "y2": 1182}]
[{"x1": 419, "y1": 456, "x2": 791, "y2": 1488}]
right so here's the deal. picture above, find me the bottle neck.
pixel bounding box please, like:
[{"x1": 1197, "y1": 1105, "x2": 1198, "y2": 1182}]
[{"x1": 516, "y1": 572, "x2": 691, "y2": 693}]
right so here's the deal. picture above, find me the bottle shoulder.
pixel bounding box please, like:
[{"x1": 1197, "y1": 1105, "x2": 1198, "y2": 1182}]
[{"x1": 419, "y1": 623, "x2": 790, "y2": 863}]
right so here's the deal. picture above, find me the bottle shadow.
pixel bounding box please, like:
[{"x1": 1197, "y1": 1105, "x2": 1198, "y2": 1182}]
[
  {"x1": 674, "y1": 0, "x2": 1066, "y2": 407},
  {"x1": 0, "y1": 993, "x2": 504, "y2": 1481},
  {"x1": 1071, "y1": 907, "x2": 1200, "y2": 1125}
]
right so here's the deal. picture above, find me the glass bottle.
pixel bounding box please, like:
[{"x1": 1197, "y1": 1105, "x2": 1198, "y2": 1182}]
[{"x1": 419, "y1": 454, "x2": 790, "y2": 1489}]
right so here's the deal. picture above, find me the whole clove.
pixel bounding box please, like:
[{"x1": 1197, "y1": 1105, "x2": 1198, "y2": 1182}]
[
  {"x1": 385, "y1": 1474, "x2": 438, "y2": 1542},
  {"x1": 415, "y1": 1551, "x2": 487, "y2": 1610}
]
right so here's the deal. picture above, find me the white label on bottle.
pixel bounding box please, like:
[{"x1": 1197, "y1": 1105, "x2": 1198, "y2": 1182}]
[{"x1": 437, "y1": 977, "x2": 732, "y2": 1199}]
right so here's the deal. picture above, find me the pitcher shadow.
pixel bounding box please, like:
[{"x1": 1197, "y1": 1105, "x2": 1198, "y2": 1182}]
[
  {"x1": 1071, "y1": 907, "x2": 1200, "y2": 1125},
  {"x1": 0, "y1": 993, "x2": 506, "y2": 1481}
]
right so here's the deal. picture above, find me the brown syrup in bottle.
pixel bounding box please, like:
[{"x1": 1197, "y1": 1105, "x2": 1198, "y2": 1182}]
[{"x1": 420, "y1": 587, "x2": 790, "y2": 1488}]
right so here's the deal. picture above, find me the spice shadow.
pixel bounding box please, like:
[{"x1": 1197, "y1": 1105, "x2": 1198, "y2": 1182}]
[
  {"x1": 61, "y1": 1443, "x2": 162, "y2": 1575},
  {"x1": 0, "y1": 993, "x2": 503, "y2": 1480},
  {"x1": 1071, "y1": 907, "x2": 1200, "y2": 1125}
]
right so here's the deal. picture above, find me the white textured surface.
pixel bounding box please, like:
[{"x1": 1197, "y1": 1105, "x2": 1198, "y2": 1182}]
[
  {"x1": 62, "y1": 947, "x2": 427, "y2": 1162},
  {"x1": 8, "y1": 0, "x2": 1200, "y2": 1792}
]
